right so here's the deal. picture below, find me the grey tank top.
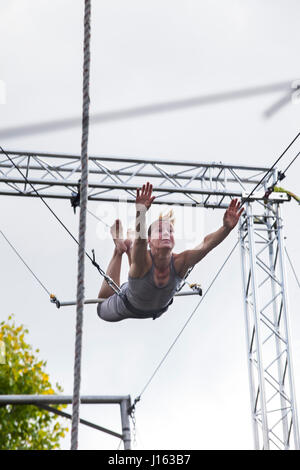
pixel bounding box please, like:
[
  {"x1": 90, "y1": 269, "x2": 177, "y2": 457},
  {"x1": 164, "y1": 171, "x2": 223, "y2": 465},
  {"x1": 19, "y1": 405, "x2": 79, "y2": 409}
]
[{"x1": 124, "y1": 251, "x2": 183, "y2": 314}]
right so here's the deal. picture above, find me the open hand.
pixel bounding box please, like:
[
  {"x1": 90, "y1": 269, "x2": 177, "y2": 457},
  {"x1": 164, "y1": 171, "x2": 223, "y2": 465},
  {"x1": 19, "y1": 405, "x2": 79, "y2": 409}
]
[
  {"x1": 223, "y1": 198, "x2": 244, "y2": 231},
  {"x1": 136, "y1": 182, "x2": 155, "y2": 210}
]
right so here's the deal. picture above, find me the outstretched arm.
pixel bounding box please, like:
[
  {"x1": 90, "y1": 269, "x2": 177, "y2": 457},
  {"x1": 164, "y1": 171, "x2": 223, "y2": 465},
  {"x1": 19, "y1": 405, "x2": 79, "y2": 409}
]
[
  {"x1": 180, "y1": 198, "x2": 244, "y2": 270},
  {"x1": 129, "y1": 182, "x2": 155, "y2": 277}
]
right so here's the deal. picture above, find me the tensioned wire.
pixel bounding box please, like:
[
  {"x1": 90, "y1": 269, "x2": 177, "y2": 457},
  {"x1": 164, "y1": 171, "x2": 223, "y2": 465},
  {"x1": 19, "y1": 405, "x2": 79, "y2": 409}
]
[
  {"x1": 0, "y1": 136, "x2": 299, "y2": 442},
  {"x1": 0, "y1": 131, "x2": 299, "y2": 403},
  {"x1": 0, "y1": 229, "x2": 51, "y2": 297},
  {"x1": 0, "y1": 125, "x2": 299, "y2": 288},
  {"x1": 281, "y1": 151, "x2": 300, "y2": 176},
  {"x1": 135, "y1": 205, "x2": 300, "y2": 403},
  {"x1": 1, "y1": 127, "x2": 299, "y2": 243},
  {"x1": 0, "y1": 180, "x2": 242, "y2": 413},
  {"x1": 0, "y1": 146, "x2": 120, "y2": 294},
  {"x1": 2, "y1": 187, "x2": 299, "y2": 408},
  {"x1": 131, "y1": 132, "x2": 300, "y2": 402},
  {"x1": 135, "y1": 239, "x2": 240, "y2": 401},
  {"x1": 0, "y1": 208, "x2": 111, "y2": 307},
  {"x1": 0, "y1": 136, "x2": 298, "y2": 299},
  {"x1": 285, "y1": 247, "x2": 300, "y2": 289},
  {"x1": 1, "y1": 143, "x2": 297, "y2": 310},
  {"x1": 239, "y1": 131, "x2": 300, "y2": 209},
  {"x1": 1, "y1": 105, "x2": 300, "y2": 424}
]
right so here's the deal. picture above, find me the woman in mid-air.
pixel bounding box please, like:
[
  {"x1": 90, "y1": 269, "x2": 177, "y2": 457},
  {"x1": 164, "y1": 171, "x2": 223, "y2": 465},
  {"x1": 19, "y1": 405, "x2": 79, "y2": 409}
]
[{"x1": 97, "y1": 182, "x2": 243, "y2": 322}]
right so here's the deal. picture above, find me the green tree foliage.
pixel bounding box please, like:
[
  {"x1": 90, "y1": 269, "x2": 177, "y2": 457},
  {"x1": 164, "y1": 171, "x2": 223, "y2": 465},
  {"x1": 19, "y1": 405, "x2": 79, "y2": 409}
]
[{"x1": 0, "y1": 315, "x2": 68, "y2": 450}]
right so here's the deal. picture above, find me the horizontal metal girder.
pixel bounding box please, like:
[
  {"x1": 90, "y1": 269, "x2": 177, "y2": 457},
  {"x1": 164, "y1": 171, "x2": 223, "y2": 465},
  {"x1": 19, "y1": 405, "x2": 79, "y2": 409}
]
[
  {"x1": 0, "y1": 395, "x2": 130, "y2": 405},
  {"x1": 0, "y1": 149, "x2": 279, "y2": 207}
]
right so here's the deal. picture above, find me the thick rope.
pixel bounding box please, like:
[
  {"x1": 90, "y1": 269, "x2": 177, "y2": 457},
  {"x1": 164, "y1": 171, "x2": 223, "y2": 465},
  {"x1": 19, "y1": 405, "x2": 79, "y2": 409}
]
[{"x1": 71, "y1": 0, "x2": 91, "y2": 450}]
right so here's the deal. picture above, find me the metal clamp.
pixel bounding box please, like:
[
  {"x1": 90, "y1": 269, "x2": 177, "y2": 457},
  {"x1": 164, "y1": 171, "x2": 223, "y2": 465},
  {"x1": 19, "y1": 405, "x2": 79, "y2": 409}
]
[
  {"x1": 189, "y1": 283, "x2": 203, "y2": 296},
  {"x1": 50, "y1": 294, "x2": 61, "y2": 308}
]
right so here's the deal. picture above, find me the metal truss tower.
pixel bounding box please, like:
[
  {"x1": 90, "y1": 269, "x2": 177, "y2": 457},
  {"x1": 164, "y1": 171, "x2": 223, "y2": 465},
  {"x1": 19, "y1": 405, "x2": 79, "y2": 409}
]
[
  {"x1": 239, "y1": 200, "x2": 299, "y2": 450},
  {"x1": 0, "y1": 149, "x2": 299, "y2": 450}
]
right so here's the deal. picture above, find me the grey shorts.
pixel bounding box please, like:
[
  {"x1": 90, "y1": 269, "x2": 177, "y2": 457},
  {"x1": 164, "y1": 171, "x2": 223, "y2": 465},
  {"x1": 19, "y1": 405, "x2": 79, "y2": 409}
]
[
  {"x1": 97, "y1": 283, "x2": 165, "y2": 322},
  {"x1": 97, "y1": 290, "x2": 131, "y2": 322},
  {"x1": 97, "y1": 283, "x2": 141, "y2": 322}
]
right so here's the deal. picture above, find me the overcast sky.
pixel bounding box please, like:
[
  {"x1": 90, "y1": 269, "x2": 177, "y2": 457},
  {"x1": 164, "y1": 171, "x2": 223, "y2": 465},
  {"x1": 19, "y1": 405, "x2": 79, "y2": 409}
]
[{"x1": 0, "y1": 0, "x2": 300, "y2": 450}]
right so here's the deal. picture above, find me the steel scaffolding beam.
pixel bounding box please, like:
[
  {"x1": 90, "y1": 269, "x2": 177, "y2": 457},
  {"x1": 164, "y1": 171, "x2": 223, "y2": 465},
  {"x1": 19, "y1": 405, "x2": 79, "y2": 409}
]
[{"x1": 0, "y1": 149, "x2": 275, "y2": 208}]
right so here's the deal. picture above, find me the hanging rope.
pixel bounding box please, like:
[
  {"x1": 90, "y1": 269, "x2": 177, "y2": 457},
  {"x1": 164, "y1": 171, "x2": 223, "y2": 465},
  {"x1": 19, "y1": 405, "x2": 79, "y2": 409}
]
[{"x1": 70, "y1": 0, "x2": 91, "y2": 450}]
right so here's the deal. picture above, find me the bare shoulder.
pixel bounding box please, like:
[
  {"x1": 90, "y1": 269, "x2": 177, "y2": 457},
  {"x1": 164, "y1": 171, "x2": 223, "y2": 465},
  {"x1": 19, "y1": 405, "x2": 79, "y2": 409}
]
[
  {"x1": 128, "y1": 250, "x2": 152, "y2": 278},
  {"x1": 172, "y1": 251, "x2": 188, "y2": 279}
]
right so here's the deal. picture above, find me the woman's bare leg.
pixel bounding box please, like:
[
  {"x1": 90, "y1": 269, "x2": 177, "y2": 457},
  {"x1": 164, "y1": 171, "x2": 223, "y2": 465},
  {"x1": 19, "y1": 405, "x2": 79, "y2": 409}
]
[
  {"x1": 98, "y1": 220, "x2": 127, "y2": 299},
  {"x1": 124, "y1": 228, "x2": 135, "y2": 267},
  {"x1": 98, "y1": 222, "x2": 137, "y2": 299},
  {"x1": 98, "y1": 248, "x2": 124, "y2": 298}
]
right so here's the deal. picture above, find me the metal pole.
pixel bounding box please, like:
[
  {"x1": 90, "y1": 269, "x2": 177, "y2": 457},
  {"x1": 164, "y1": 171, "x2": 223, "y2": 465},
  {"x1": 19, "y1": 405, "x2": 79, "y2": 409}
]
[
  {"x1": 276, "y1": 204, "x2": 300, "y2": 449},
  {"x1": 0, "y1": 161, "x2": 266, "y2": 185},
  {"x1": 36, "y1": 403, "x2": 123, "y2": 439},
  {"x1": 120, "y1": 398, "x2": 131, "y2": 450},
  {"x1": 0, "y1": 175, "x2": 244, "y2": 197},
  {"x1": 0, "y1": 395, "x2": 129, "y2": 405},
  {"x1": 0, "y1": 189, "x2": 229, "y2": 208},
  {"x1": 239, "y1": 216, "x2": 260, "y2": 449},
  {"x1": 0, "y1": 149, "x2": 272, "y2": 171},
  {"x1": 56, "y1": 291, "x2": 202, "y2": 308},
  {"x1": 246, "y1": 202, "x2": 270, "y2": 449},
  {"x1": 265, "y1": 204, "x2": 289, "y2": 448},
  {"x1": 0, "y1": 394, "x2": 130, "y2": 447}
]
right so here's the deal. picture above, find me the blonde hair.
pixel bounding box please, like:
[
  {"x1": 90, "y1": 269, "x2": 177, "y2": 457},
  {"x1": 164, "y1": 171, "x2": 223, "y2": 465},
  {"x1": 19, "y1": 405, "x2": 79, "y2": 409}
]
[{"x1": 148, "y1": 209, "x2": 175, "y2": 237}]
